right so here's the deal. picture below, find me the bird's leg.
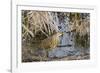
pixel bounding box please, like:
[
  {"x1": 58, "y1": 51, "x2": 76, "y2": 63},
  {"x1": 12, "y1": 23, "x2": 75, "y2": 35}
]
[
  {"x1": 44, "y1": 49, "x2": 49, "y2": 61},
  {"x1": 46, "y1": 50, "x2": 49, "y2": 58},
  {"x1": 42, "y1": 49, "x2": 48, "y2": 61}
]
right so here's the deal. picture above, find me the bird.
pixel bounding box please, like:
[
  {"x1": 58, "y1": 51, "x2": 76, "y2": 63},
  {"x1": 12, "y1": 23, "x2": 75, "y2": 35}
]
[
  {"x1": 39, "y1": 32, "x2": 62, "y2": 48},
  {"x1": 36, "y1": 32, "x2": 63, "y2": 58}
]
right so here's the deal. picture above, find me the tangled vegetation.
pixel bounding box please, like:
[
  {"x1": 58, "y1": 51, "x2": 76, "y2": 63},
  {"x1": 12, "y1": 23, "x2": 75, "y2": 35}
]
[{"x1": 68, "y1": 13, "x2": 90, "y2": 48}]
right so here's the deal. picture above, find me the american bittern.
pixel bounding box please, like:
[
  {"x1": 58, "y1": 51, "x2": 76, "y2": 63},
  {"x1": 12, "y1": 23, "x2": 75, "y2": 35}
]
[{"x1": 36, "y1": 32, "x2": 63, "y2": 58}]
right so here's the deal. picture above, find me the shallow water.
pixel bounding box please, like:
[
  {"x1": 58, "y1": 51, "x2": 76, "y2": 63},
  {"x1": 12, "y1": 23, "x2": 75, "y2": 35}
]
[{"x1": 48, "y1": 13, "x2": 89, "y2": 59}]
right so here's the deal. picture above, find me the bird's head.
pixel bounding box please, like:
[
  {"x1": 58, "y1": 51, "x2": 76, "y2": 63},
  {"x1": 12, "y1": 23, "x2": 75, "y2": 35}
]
[{"x1": 56, "y1": 32, "x2": 63, "y2": 37}]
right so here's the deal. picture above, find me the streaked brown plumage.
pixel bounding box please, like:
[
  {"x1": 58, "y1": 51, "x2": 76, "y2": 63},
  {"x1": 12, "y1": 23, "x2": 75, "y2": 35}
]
[
  {"x1": 35, "y1": 32, "x2": 63, "y2": 58},
  {"x1": 33, "y1": 32, "x2": 63, "y2": 59},
  {"x1": 38, "y1": 32, "x2": 62, "y2": 49}
]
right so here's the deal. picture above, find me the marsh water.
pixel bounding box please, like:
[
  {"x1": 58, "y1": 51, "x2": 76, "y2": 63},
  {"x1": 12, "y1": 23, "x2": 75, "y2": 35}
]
[{"x1": 48, "y1": 13, "x2": 89, "y2": 59}]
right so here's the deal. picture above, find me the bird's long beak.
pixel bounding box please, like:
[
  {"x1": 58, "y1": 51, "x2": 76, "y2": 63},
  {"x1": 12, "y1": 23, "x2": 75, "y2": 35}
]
[
  {"x1": 60, "y1": 32, "x2": 64, "y2": 35},
  {"x1": 58, "y1": 32, "x2": 64, "y2": 36}
]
